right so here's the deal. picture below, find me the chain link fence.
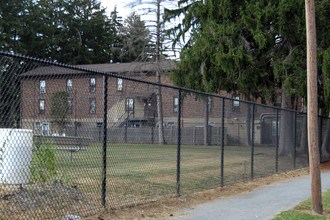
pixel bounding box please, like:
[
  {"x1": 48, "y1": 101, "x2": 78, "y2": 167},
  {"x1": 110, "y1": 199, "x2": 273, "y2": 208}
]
[{"x1": 0, "y1": 51, "x2": 329, "y2": 219}]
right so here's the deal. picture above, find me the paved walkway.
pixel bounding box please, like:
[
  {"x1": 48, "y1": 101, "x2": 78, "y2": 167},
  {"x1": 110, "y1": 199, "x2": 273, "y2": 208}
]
[{"x1": 171, "y1": 171, "x2": 330, "y2": 220}]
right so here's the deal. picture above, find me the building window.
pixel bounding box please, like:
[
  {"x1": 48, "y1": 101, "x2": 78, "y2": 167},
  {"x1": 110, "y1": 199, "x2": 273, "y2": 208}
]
[
  {"x1": 126, "y1": 98, "x2": 134, "y2": 112},
  {"x1": 40, "y1": 80, "x2": 46, "y2": 93},
  {"x1": 174, "y1": 97, "x2": 179, "y2": 113},
  {"x1": 117, "y1": 78, "x2": 123, "y2": 91},
  {"x1": 39, "y1": 99, "x2": 45, "y2": 114},
  {"x1": 67, "y1": 79, "x2": 73, "y2": 92},
  {"x1": 67, "y1": 99, "x2": 73, "y2": 114},
  {"x1": 34, "y1": 121, "x2": 41, "y2": 130},
  {"x1": 272, "y1": 120, "x2": 280, "y2": 136},
  {"x1": 233, "y1": 96, "x2": 240, "y2": 112},
  {"x1": 90, "y1": 78, "x2": 96, "y2": 92},
  {"x1": 233, "y1": 96, "x2": 240, "y2": 107},
  {"x1": 42, "y1": 122, "x2": 50, "y2": 136},
  {"x1": 208, "y1": 97, "x2": 212, "y2": 112},
  {"x1": 90, "y1": 99, "x2": 96, "y2": 114}
]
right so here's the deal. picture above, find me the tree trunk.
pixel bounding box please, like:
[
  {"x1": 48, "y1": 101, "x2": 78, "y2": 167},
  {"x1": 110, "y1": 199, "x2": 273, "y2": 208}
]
[
  {"x1": 155, "y1": 0, "x2": 164, "y2": 145},
  {"x1": 156, "y1": 85, "x2": 164, "y2": 144},
  {"x1": 279, "y1": 87, "x2": 295, "y2": 156},
  {"x1": 204, "y1": 99, "x2": 209, "y2": 146},
  {"x1": 321, "y1": 113, "x2": 330, "y2": 162}
]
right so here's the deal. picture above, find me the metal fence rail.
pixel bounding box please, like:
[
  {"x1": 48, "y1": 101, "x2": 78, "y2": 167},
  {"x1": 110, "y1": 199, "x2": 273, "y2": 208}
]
[{"x1": 0, "y1": 51, "x2": 329, "y2": 219}]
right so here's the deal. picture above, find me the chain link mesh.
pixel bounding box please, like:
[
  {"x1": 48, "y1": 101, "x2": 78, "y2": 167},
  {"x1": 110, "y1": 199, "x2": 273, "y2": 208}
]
[{"x1": 0, "y1": 52, "x2": 324, "y2": 219}]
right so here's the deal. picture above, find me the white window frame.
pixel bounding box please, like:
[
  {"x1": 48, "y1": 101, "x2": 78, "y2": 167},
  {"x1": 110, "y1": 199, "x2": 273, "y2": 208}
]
[
  {"x1": 42, "y1": 122, "x2": 50, "y2": 136},
  {"x1": 174, "y1": 97, "x2": 179, "y2": 113},
  {"x1": 233, "y1": 96, "x2": 240, "y2": 107},
  {"x1": 208, "y1": 97, "x2": 212, "y2": 112},
  {"x1": 34, "y1": 121, "x2": 41, "y2": 130},
  {"x1": 272, "y1": 120, "x2": 280, "y2": 136},
  {"x1": 67, "y1": 79, "x2": 73, "y2": 92},
  {"x1": 67, "y1": 99, "x2": 73, "y2": 114},
  {"x1": 117, "y1": 78, "x2": 123, "y2": 91},
  {"x1": 90, "y1": 77, "x2": 96, "y2": 92},
  {"x1": 39, "y1": 99, "x2": 45, "y2": 113},
  {"x1": 90, "y1": 99, "x2": 96, "y2": 114},
  {"x1": 126, "y1": 98, "x2": 134, "y2": 112},
  {"x1": 40, "y1": 80, "x2": 46, "y2": 93}
]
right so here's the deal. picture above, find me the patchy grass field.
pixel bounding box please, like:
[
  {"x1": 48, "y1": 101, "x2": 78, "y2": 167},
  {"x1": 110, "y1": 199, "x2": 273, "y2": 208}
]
[
  {"x1": 0, "y1": 143, "x2": 309, "y2": 219},
  {"x1": 55, "y1": 143, "x2": 308, "y2": 206}
]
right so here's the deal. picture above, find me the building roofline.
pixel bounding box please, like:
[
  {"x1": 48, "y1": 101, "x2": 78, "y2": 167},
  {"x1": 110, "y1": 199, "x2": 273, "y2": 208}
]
[{"x1": 20, "y1": 60, "x2": 177, "y2": 78}]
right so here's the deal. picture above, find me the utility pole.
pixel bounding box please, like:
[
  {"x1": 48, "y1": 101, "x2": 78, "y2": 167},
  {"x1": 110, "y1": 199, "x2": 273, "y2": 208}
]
[{"x1": 305, "y1": 0, "x2": 322, "y2": 214}]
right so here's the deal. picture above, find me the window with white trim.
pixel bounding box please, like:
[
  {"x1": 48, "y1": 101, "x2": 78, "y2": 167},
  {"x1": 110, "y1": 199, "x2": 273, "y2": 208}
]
[
  {"x1": 208, "y1": 97, "x2": 212, "y2": 112},
  {"x1": 67, "y1": 79, "x2": 73, "y2": 92},
  {"x1": 117, "y1": 78, "x2": 123, "y2": 91},
  {"x1": 272, "y1": 120, "x2": 280, "y2": 136},
  {"x1": 67, "y1": 99, "x2": 73, "y2": 114},
  {"x1": 90, "y1": 99, "x2": 96, "y2": 114},
  {"x1": 90, "y1": 78, "x2": 96, "y2": 92},
  {"x1": 126, "y1": 98, "x2": 134, "y2": 112},
  {"x1": 233, "y1": 96, "x2": 240, "y2": 107},
  {"x1": 174, "y1": 97, "x2": 179, "y2": 113},
  {"x1": 42, "y1": 122, "x2": 50, "y2": 136},
  {"x1": 39, "y1": 99, "x2": 45, "y2": 114},
  {"x1": 34, "y1": 121, "x2": 41, "y2": 130},
  {"x1": 40, "y1": 80, "x2": 46, "y2": 93}
]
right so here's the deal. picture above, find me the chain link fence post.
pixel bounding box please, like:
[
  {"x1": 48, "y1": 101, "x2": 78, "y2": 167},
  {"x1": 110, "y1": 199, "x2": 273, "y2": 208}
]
[
  {"x1": 293, "y1": 112, "x2": 297, "y2": 168},
  {"x1": 220, "y1": 98, "x2": 225, "y2": 187},
  {"x1": 250, "y1": 104, "x2": 255, "y2": 181},
  {"x1": 176, "y1": 89, "x2": 182, "y2": 195},
  {"x1": 276, "y1": 108, "x2": 279, "y2": 172},
  {"x1": 176, "y1": 89, "x2": 182, "y2": 196},
  {"x1": 102, "y1": 75, "x2": 108, "y2": 207}
]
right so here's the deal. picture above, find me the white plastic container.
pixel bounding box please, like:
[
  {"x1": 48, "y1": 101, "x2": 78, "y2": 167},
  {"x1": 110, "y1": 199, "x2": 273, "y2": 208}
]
[{"x1": 0, "y1": 128, "x2": 33, "y2": 184}]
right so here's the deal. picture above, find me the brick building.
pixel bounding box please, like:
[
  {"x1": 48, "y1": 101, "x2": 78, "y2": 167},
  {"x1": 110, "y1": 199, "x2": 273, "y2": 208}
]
[{"x1": 20, "y1": 61, "x2": 298, "y2": 145}]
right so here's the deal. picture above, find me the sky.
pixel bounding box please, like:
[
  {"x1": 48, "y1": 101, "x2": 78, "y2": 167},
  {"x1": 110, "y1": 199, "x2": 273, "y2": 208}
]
[
  {"x1": 100, "y1": 0, "x2": 178, "y2": 20},
  {"x1": 100, "y1": 0, "x2": 182, "y2": 59},
  {"x1": 101, "y1": 0, "x2": 134, "y2": 18}
]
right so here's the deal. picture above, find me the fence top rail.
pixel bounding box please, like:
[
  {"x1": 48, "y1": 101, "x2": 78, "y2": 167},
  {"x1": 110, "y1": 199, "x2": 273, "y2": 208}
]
[{"x1": 0, "y1": 50, "x2": 327, "y2": 117}]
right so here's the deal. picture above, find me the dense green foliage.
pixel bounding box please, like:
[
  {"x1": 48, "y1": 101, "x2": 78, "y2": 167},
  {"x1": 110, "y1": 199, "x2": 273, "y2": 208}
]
[
  {"x1": 112, "y1": 12, "x2": 152, "y2": 62},
  {"x1": 0, "y1": 0, "x2": 153, "y2": 65},
  {"x1": 0, "y1": 1, "x2": 153, "y2": 127},
  {"x1": 165, "y1": 0, "x2": 329, "y2": 111},
  {"x1": 0, "y1": 56, "x2": 39, "y2": 128}
]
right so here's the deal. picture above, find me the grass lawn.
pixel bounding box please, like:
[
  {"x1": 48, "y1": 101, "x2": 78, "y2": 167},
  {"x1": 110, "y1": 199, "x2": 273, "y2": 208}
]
[
  {"x1": 44, "y1": 143, "x2": 308, "y2": 208},
  {"x1": 273, "y1": 190, "x2": 330, "y2": 219},
  {"x1": 1, "y1": 142, "x2": 308, "y2": 219}
]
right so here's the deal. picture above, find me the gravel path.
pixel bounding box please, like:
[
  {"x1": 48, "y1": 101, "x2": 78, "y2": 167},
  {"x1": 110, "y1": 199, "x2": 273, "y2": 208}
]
[{"x1": 172, "y1": 171, "x2": 330, "y2": 220}]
